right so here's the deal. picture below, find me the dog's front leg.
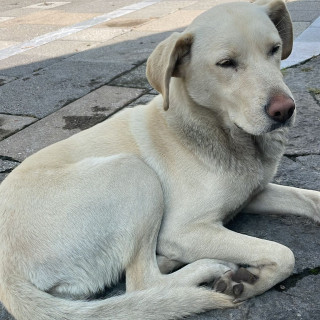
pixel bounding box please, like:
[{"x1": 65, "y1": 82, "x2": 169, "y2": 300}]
[
  {"x1": 243, "y1": 183, "x2": 320, "y2": 223},
  {"x1": 158, "y1": 224, "x2": 295, "y2": 301}
]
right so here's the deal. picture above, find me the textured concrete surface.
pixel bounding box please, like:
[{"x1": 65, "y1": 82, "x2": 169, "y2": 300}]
[{"x1": 0, "y1": 1, "x2": 319, "y2": 319}]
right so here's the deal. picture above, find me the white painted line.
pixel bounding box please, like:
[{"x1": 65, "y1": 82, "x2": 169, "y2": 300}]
[
  {"x1": 0, "y1": 0, "x2": 162, "y2": 61},
  {"x1": 281, "y1": 15, "x2": 320, "y2": 69}
]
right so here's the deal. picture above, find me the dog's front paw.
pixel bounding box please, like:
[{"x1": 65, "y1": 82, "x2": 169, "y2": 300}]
[{"x1": 213, "y1": 267, "x2": 259, "y2": 299}]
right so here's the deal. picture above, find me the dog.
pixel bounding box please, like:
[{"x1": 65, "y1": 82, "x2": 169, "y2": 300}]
[{"x1": 0, "y1": 0, "x2": 319, "y2": 319}]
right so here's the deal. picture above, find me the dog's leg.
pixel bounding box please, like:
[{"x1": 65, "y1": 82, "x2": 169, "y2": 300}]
[
  {"x1": 244, "y1": 183, "x2": 320, "y2": 223},
  {"x1": 158, "y1": 224, "x2": 295, "y2": 301}
]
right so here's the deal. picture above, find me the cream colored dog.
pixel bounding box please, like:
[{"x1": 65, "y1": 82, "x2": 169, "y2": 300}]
[{"x1": 0, "y1": 1, "x2": 319, "y2": 319}]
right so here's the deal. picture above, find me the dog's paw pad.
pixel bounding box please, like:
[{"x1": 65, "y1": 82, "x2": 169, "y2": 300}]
[
  {"x1": 213, "y1": 278, "x2": 228, "y2": 293},
  {"x1": 231, "y1": 267, "x2": 259, "y2": 284},
  {"x1": 232, "y1": 283, "x2": 244, "y2": 297}
]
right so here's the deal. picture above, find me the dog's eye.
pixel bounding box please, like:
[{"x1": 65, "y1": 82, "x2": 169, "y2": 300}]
[
  {"x1": 217, "y1": 59, "x2": 237, "y2": 68},
  {"x1": 269, "y1": 45, "x2": 280, "y2": 56}
]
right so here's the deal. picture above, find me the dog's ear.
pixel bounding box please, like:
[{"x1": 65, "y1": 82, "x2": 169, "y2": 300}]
[
  {"x1": 254, "y1": 0, "x2": 293, "y2": 59},
  {"x1": 146, "y1": 32, "x2": 193, "y2": 111}
]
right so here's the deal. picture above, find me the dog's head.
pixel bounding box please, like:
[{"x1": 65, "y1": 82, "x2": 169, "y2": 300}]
[{"x1": 147, "y1": 0, "x2": 295, "y2": 135}]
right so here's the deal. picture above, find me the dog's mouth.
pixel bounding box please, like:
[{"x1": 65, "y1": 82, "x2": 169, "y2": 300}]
[{"x1": 268, "y1": 116, "x2": 295, "y2": 133}]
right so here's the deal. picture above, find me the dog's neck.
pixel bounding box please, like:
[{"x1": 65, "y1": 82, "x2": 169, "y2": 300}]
[{"x1": 162, "y1": 78, "x2": 287, "y2": 172}]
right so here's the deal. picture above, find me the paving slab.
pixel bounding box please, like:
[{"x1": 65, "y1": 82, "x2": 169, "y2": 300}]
[
  {"x1": 0, "y1": 59, "x2": 138, "y2": 118},
  {"x1": 0, "y1": 86, "x2": 144, "y2": 162},
  {"x1": 285, "y1": 90, "x2": 320, "y2": 156},
  {"x1": 67, "y1": 30, "x2": 173, "y2": 63},
  {"x1": 100, "y1": 0, "x2": 196, "y2": 23},
  {"x1": 127, "y1": 93, "x2": 155, "y2": 107},
  {"x1": 136, "y1": 9, "x2": 204, "y2": 31},
  {"x1": 0, "y1": 75, "x2": 17, "y2": 86},
  {"x1": 61, "y1": 0, "x2": 142, "y2": 13},
  {"x1": 274, "y1": 155, "x2": 320, "y2": 192},
  {"x1": 0, "y1": 8, "x2": 39, "y2": 18},
  {"x1": 0, "y1": 24, "x2": 59, "y2": 42},
  {"x1": 61, "y1": 27, "x2": 130, "y2": 42},
  {"x1": 0, "y1": 53, "x2": 64, "y2": 77},
  {"x1": 292, "y1": 21, "x2": 311, "y2": 39},
  {"x1": 0, "y1": 41, "x2": 19, "y2": 50},
  {"x1": 109, "y1": 62, "x2": 152, "y2": 89},
  {"x1": 0, "y1": 10, "x2": 98, "y2": 27},
  {"x1": 0, "y1": 158, "x2": 19, "y2": 173},
  {"x1": 0, "y1": 114, "x2": 36, "y2": 140},
  {"x1": 22, "y1": 39, "x2": 102, "y2": 58},
  {"x1": 282, "y1": 55, "x2": 320, "y2": 156}
]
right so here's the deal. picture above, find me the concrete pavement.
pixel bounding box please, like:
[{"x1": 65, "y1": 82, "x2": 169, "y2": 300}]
[{"x1": 0, "y1": 0, "x2": 320, "y2": 319}]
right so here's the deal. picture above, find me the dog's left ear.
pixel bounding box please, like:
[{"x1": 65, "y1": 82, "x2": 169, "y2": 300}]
[
  {"x1": 146, "y1": 32, "x2": 193, "y2": 111},
  {"x1": 255, "y1": 0, "x2": 293, "y2": 59}
]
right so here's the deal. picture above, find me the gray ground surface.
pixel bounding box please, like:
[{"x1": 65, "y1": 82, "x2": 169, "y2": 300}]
[{"x1": 0, "y1": 0, "x2": 319, "y2": 319}]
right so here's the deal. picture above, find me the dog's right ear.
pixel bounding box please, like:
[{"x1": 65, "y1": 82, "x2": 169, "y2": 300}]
[
  {"x1": 146, "y1": 32, "x2": 193, "y2": 111},
  {"x1": 253, "y1": 0, "x2": 293, "y2": 60}
]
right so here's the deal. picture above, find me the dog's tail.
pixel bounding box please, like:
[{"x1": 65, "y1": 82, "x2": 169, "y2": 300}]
[{"x1": 2, "y1": 275, "x2": 235, "y2": 320}]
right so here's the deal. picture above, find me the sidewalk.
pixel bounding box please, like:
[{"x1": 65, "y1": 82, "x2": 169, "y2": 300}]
[{"x1": 0, "y1": 1, "x2": 320, "y2": 319}]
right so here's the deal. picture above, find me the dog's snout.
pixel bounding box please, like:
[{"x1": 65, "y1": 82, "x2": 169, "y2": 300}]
[{"x1": 266, "y1": 95, "x2": 295, "y2": 123}]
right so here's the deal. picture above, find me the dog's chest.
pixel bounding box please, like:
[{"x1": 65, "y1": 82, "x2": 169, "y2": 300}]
[{"x1": 161, "y1": 138, "x2": 282, "y2": 223}]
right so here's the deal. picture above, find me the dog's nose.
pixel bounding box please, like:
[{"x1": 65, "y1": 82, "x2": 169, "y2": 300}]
[{"x1": 266, "y1": 95, "x2": 295, "y2": 123}]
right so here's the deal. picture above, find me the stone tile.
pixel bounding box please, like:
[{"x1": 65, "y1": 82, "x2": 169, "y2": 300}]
[
  {"x1": 100, "y1": 1, "x2": 196, "y2": 24},
  {"x1": 109, "y1": 63, "x2": 151, "y2": 89},
  {"x1": 61, "y1": 0, "x2": 141, "y2": 13},
  {"x1": 0, "y1": 53, "x2": 64, "y2": 78},
  {"x1": 27, "y1": 11, "x2": 98, "y2": 26},
  {"x1": 287, "y1": 1, "x2": 320, "y2": 11},
  {"x1": 0, "y1": 75, "x2": 17, "y2": 86},
  {"x1": 183, "y1": 0, "x2": 246, "y2": 10},
  {"x1": 68, "y1": 30, "x2": 173, "y2": 64},
  {"x1": 0, "y1": 40, "x2": 19, "y2": 50},
  {"x1": 0, "y1": 10, "x2": 57, "y2": 27},
  {"x1": 296, "y1": 155, "x2": 320, "y2": 173},
  {"x1": 0, "y1": 158, "x2": 19, "y2": 172},
  {"x1": 22, "y1": 40, "x2": 101, "y2": 58},
  {"x1": 292, "y1": 22, "x2": 310, "y2": 39},
  {"x1": 0, "y1": 10, "x2": 98, "y2": 27},
  {"x1": 0, "y1": 17, "x2": 14, "y2": 23},
  {"x1": 0, "y1": 86, "x2": 144, "y2": 161},
  {"x1": 0, "y1": 173, "x2": 9, "y2": 184},
  {"x1": 285, "y1": 91, "x2": 320, "y2": 156},
  {"x1": 0, "y1": 114, "x2": 36, "y2": 140},
  {"x1": 127, "y1": 94, "x2": 155, "y2": 107},
  {"x1": 288, "y1": 10, "x2": 320, "y2": 22},
  {"x1": 0, "y1": 8, "x2": 39, "y2": 18},
  {"x1": 281, "y1": 41, "x2": 320, "y2": 69},
  {"x1": 0, "y1": 24, "x2": 59, "y2": 42},
  {"x1": 149, "y1": 88, "x2": 159, "y2": 95},
  {"x1": 62, "y1": 27, "x2": 130, "y2": 42},
  {"x1": 296, "y1": 26, "x2": 320, "y2": 42},
  {"x1": 136, "y1": 9, "x2": 204, "y2": 31},
  {"x1": 311, "y1": 16, "x2": 320, "y2": 27},
  {"x1": 0, "y1": 59, "x2": 137, "y2": 118},
  {"x1": 25, "y1": 2, "x2": 71, "y2": 10},
  {"x1": 284, "y1": 55, "x2": 320, "y2": 92},
  {"x1": 274, "y1": 156, "x2": 320, "y2": 191}
]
